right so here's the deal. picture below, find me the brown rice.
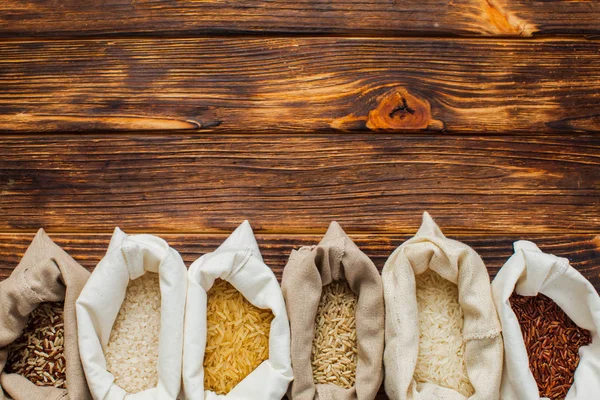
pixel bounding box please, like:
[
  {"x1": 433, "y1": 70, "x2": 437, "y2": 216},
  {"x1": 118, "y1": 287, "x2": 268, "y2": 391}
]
[{"x1": 311, "y1": 281, "x2": 358, "y2": 389}]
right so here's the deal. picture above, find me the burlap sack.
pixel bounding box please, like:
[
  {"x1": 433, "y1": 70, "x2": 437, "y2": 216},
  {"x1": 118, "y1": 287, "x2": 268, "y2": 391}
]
[
  {"x1": 281, "y1": 221, "x2": 384, "y2": 400},
  {"x1": 0, "y1": 229, "x2": 92, "y2": 400},
  {"x1": 382, "y1": 212, "x2": 503, "y2": 400},
  {"x1": 492, "y1": 240, "x2": 600, "y2": 400}
]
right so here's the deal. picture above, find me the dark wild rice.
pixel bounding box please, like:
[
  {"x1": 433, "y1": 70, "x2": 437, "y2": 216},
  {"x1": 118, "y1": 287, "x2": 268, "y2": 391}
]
[{"x1": 510, "y1": 293, "x2": 592, "y2": 400}]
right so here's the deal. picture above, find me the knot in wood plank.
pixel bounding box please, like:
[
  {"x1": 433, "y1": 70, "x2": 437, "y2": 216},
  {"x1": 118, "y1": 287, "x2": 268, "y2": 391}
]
[
  {"x1": 366, "y1": 88, "x2": 442, "y2": 131},
  {"x1": 481, "y1": 0, "x2": 536, "y2": 36}
]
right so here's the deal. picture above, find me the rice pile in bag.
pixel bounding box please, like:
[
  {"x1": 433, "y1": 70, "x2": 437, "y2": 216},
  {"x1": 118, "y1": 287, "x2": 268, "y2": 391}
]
[
  {"x1": 183, "y1": 221, "x2": 292, "y2": 400},
  {"x1": 492, "y1": 240, "x2": 600, "y2": 400},
  {"x1": 0, "y1": 229, "x2": 91, "y2": 400},
  {"x1": 76, "y1": 228, "x2": 187, "y2": 400},
  {"x1": 282, "y1": 221, "x2": 384, "y2": 400},
  {"x1": 203, "y1": 278, "x2": 274, "y2": 394},
  {"x1": 382, "y1": 212, "x2": 503, "y2": 400}
]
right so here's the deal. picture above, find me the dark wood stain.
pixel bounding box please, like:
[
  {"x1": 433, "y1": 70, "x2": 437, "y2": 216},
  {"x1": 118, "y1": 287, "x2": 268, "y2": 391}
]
[
  {"x1": 0, "y1": 39, "x2": 599, "y2": 134},
  {"x1": 0, "y1": 134, "x2": 598, "y2": 233},
  {"x1": 0, "y1": 0, "x2": 599, "y2": 37}
]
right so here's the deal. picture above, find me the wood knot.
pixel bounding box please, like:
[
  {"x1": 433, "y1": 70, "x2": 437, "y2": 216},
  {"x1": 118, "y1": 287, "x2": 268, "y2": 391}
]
[
  {"x1": 481, "y1": 0, "x2": 536, "y2": 36},
  {"x1": 366, "y1": 88, "x2": 441, "y2": 131}
]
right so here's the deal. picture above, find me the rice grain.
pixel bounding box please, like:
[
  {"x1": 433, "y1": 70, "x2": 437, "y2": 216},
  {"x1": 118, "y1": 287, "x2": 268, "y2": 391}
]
[
  {"x1": 510, "y1": 293, "x2": 592, "y2": 400},
  {"x1": 204, "y1": 279, "x2": 273, "y2": 395},
  {"x1": 105, "y1": 273, "x2": 161, "y2": 394},
  {"x1": 311, "y1": 281, "x2": 358, "y2": 389},
  {"x1": 6, "y1": 302, "x2": 66, "y2": 388},
  {"x1": 414, "y1": 269, "x2": 474, "y2": 396}
]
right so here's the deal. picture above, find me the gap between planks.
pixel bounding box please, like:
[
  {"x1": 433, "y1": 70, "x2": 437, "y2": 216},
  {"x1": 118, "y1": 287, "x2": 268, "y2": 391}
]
[{"x1": 1, "y1": 35, "x2": 599, "y2": 43}]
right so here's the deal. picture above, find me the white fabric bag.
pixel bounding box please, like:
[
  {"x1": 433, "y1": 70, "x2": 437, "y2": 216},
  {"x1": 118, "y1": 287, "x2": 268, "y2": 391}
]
[
  {"x1": 382, "y1": 212, "x2": 503, "y2": 400},
  {"x1": 183, "y1": 221, "x2": 293, "y2": 400},
  {"x1": 492, "y1": 240, "x2": 600, "y2": 400},
  {"x1": 76, "y1": 228, "x2": 187, "y2": 400}
]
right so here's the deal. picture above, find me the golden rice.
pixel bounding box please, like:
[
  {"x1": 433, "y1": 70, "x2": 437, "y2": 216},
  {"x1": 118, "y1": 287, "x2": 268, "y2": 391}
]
[{"x1": 204, "y1": 279, "x2": 274, "y2": 394}]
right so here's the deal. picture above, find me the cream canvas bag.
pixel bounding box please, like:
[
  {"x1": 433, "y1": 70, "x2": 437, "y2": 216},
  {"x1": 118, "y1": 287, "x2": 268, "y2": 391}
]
[
  {"x1": 382, "y1": 212, "x2": 503, "y2": 400},
  {"x1": 76, "y1": 228, "x2": 187, "y2": 400},
  {"x1": 182, "y1": 221, "x2": 292, "y2": 400},
  {"x1": 492, "y1": 240, "x2": 600, "y2": 400}
]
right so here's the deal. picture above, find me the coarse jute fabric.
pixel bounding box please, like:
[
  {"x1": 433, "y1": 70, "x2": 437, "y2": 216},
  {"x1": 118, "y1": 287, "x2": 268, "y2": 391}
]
[
  {"x1": 0, "y1": 229, "x2": 92, "y2": 400},
  {"x1": 382, "y1": 212, "x2": 503, "y2": 400},
  {"x1": 282, "y1": 221, "x2": 384, "y2": 400}
]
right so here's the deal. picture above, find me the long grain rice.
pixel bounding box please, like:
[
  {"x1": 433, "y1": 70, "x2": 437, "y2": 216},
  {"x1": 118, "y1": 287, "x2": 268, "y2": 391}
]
[
  {"x1": 204, "y1": 279, "x2": 273, "y2": 395},
  {"x1": 414, "y1": 269, "x2": 474, "y2": 396},
  {"x1": 311, "y1": 281, "x2": 358, "y2": 389},
  {"x1": 105, "y1": 273, "x2": 161, "y2": 394}
]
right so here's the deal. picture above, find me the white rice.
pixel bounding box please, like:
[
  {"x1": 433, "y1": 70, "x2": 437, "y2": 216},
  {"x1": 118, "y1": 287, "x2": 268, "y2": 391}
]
[
  {"x1": 105, "y1": 272, "x2": 161, "y2": 394},
  {"x1": 414, "y1": 269, "x2": 474, "y2": 396}
]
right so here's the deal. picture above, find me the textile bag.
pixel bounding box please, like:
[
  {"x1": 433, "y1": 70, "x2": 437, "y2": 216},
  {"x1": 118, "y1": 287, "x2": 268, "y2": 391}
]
[
  {"x1": 281, "y1": 221, "x2": 384, "y2": 400},
  {"x1": 382, "y1": 212, "x2": 503, "y2": 400},
  {"x1": 183, "y1": 221, "x2": 292, "y2": 400},
  {"x1": 76, "y1": 228, "x2": 187, "y2": 400},
  {"x1": 491, "y1": 240, "x2": 600, "y2": 400},
  {"x1": 0, "y1": 229, "x2": 92, "y2": 400}
]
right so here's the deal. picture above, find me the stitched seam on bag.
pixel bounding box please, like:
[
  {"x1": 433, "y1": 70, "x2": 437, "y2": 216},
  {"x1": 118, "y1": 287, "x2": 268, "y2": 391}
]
[
  {"x1": 545, "y1": 257, "x2": 569, "y2": 284},
  {"x1": 225, "y1": 248, "x2": 253, "y2": 280},
  {"x1": 463, "y1": 327, "x2": 502, "y2": 341},
  {"x1": 335, "y1": 238, "x2": 345, "y2": 281},
  {"x1": 56, "y1": 391, "x2": 69, "y2": 400},
  {"x1": 121, "y1": 239, "x2": 138, "y2": 279},
  {"x1": 19, "y1": 268, "x2": 45, "y2": 304},
  {"x1": 386, "y1": 269, "x2": 406, "y2": 376},
  {"x1": 122, "y1": 239, "x2": 132, "y2": 273}
]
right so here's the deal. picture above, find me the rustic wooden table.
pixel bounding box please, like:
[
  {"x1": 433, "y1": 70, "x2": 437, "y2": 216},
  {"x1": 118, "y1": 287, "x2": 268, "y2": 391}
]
[{"x1": 0, "y1": 1, "x2": 599, "y2": 398}]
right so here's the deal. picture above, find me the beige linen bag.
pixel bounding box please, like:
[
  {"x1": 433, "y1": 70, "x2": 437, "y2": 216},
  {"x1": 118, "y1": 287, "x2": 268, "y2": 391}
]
[
  {"x1": 0, "y1": 229, "x2": 92, "y2": 400},
  {"x1": 281, "y1": 221, "x2": 384, "y2": 400},
  {"x1": 382, "y1": 212, "x2": 503, "y2": 400}
]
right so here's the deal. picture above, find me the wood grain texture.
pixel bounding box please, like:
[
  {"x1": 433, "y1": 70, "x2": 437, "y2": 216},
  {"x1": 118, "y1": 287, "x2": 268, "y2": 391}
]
[
  {"x1": 1, "y1": 38, "x2": 600, "y2": 134},
  {"x1": 0, "y1": 233, "x2": 600, "y2": 290},
  {"x1": 0, "y1": 0, "x2": 599, "y2": 37},
  {"x1": 0, "y1": 134, "x2": 598, "y2": 234},
  {"x1": 1, "y1": 233, "x2": 598, "y2": 288}
]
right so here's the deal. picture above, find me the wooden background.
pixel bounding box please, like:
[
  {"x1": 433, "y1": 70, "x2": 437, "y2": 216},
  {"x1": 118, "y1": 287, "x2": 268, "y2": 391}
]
[{"x1": 0, "y1": 1, "x2": 599, "y2": 398}]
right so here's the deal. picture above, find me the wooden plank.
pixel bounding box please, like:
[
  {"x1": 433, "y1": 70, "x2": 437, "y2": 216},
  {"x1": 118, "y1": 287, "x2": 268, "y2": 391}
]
[
  {"x1": 0, "y1": 0, "x2": 599, "y2": 38},
  {"x1": 0, "y1": 38, "x2": 599, "y2": 134},
  {"x1": 1, "y1": 233, "x2": 598, "y2": 289},
  {"x1": 0, "y1": 134, "x2": 598, "y2": 233}
]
